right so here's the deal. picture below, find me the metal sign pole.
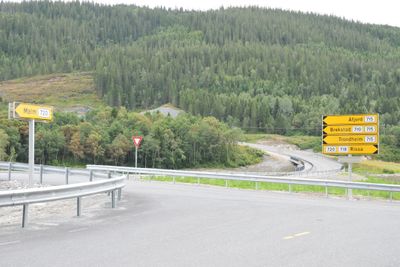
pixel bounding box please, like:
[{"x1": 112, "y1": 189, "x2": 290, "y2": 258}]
[
  {"x1": 29, "y1": 119, "x2": 35, "y2": 187},
  {"x1": 348, "y1": 154, "x2": 352, "y2": 198}
]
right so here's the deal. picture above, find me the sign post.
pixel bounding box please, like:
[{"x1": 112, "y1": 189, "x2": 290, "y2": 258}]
[
  {"x1": 9, "y1": 102, "x2": 53, "y2": 186},
  {"x1": 132, "y1": 136, "x2": 143, "y2": 169},
  {"x1": 322, "y1": 114, "x2": 379, "y2": 198},
  {"x1": 28, "y1": 119, "x2": 35, "y2": 187}
]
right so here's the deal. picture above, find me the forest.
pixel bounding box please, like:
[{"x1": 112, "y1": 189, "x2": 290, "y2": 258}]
[
  {"x1": 1, "y1": 2, "x2": 400, "y2": 133},
  {"x1": 1, "y1": 2, "x2": 400, "y2": 163},
  {"x1": 0, "y1": 104, "x2": 262, "y2": 167}
]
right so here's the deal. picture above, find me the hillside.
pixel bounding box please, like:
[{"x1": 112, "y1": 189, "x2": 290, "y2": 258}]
[
  {"x1": 1, "y1": 2, "x2": 400, "y2": 134},
  {"x1": 0, "y1": 73, "x2": 103, "y2": 112}
]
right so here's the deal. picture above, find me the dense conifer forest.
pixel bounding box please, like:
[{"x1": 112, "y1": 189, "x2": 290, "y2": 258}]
[
  {"x1": 1, "y1": 1, "x2": 400, "y2": 131},
  {"x1": 1, "y1": 1, "x2": 400, "y2": 164}
]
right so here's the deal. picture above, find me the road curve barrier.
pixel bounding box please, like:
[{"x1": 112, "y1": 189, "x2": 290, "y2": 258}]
[
  {"x1": 0, "y1": 161, "x2": 126, "y2": 227},
  {"x1": 87, "y1": 164, "x2": 400, "y2": 201}
]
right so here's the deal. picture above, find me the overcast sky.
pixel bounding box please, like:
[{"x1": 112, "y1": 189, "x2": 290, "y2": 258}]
[{"x1": 4, "y1": 0, "x2": 400, "y2": 27}]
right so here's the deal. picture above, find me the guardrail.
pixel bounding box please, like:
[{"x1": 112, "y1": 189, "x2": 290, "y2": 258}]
[
  {"x1": 0, "y1": 162, "x2": 112, "y2": 184},
  {"x1": 87, "y1": 165, "x2": 400, "y2": 200},
  {"x1": 0, "y1": 162, "x2": 126, "y2": 227}
]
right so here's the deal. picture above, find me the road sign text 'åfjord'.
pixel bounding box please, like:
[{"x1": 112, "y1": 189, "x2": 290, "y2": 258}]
[{"x1": 322, "y1": 114, "x2": 379, "y2": 155}]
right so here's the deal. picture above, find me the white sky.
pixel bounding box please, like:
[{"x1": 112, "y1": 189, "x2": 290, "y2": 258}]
[{"x1": 4, "y1": 0, "x2": 400, "y2": 27}]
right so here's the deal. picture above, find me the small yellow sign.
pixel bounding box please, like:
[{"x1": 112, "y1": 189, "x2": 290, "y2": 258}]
[
  {"x1": 323, "y1": 135, "x2": 378, "y2": 145},
  {"x1": 323, "y1": 125, "x2": 378, "y2": 135},
  {"x1": 323, "y1": 114, "x2": 378, "y2": 126},
  {"x1": 323, "y1": 144, "x2": 378, "y2": 155},
  {"x1": 15, "y1": 103, "x2": 53, "y2": 121}
]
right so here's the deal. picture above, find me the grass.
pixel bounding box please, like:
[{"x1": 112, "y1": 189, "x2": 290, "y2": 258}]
[
  {"x1": 0, "y1": 72, "x2": 104, "y2": 111},
  {"x1": 284, "y1": 135, "x2": 321, "y2": 151},
  {"x1": 353, "y1": 160, "x2": 400, "y2": 174},
  {"x1": 241, "y1": 133, "x2": 321, "y2": 151},
  {"x1": 142, "y1": 175, "x2": 400, "y2": 201}
]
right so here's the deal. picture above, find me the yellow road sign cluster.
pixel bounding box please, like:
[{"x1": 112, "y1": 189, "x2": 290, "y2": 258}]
[{"x1": 322, "y1": 114, "x2": 379, "y2": 155}]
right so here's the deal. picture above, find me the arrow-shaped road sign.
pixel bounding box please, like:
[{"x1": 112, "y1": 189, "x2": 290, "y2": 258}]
[
  {"x1": 323, "y1": 144, "x2": 378, "y2": 155},
  {"x1": 323, "y1": 114, "x2": 378, "y2": 126},
  {"x1": 132, "y1": 136, "x2": 143, "y2": 148},
  {"x1": 14, "y1": 103, "x2": 53, "y2": 121},
  {"x1": 323, "y1": 125, "x2": 378, "y2": 135},
  {"x1": 323, "y1": 135, "x2": 378, "y2": 145}
]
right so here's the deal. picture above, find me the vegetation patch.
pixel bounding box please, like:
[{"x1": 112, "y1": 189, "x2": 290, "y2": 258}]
[
  {"x1": 0, "y1": 72, "x2": 103, "y2": 110},
  {"x1": 353, "y1": 160, "x2": 400, "y2": 174}
]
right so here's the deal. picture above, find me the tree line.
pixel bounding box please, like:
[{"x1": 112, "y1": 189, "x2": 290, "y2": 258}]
[{"x1": 0, "y1": 105, "x2": 261, "y2": 168}]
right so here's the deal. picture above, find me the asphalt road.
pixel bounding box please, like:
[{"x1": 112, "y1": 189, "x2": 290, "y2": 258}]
[
  {"x1": 1, "y1": 181, "x2": 400, "y2": 267},
  {"x1": 243, "y1": 142, "x2": 343, "y2": 176}
]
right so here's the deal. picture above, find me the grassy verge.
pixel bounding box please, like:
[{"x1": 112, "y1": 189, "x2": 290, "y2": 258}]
[
  {"x1": 353, "y1": 160, "x2": 400, "y2": 174},
  {"x1": 142, "y1": 175, "x2": 400, "y2": 201}
]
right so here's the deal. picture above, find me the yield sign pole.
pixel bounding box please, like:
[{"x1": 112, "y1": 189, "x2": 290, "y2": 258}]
[{"x1": 135, "y1": 146, "x2": 138, "y2": 169}]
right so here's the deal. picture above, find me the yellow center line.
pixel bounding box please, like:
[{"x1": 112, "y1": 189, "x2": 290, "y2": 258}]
[
  {"x1": 283, "y1": 236, "x2": 294, "y2": 240},
  {"x1": 294, "y1": 231, "x2": 310, "y2": 237},
  {"x1": 283, "y1": 231, "x2": 311, "y2": 240}
]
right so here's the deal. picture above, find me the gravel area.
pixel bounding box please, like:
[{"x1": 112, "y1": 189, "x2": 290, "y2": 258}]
[{"x1": 0, "y1": 180, "x2": 49, "y2": 190}]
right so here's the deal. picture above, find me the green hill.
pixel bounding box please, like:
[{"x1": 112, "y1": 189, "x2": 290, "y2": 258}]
[{"x1": 1, "y1": 2, "x2": 400, "y2": 134}]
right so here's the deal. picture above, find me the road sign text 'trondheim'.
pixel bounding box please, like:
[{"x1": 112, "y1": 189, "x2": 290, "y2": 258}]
[{"x1": 322, "y1": 114, "x2": 379, "y2": 155}]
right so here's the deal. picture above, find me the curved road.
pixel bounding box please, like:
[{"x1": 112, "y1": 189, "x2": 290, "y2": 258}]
[
  {"x1": 243, "y1": 142, "x2": 343, "y2": 176},
  {"x1": 1, "y1": 181, "x2": 400, "y2": 267}
]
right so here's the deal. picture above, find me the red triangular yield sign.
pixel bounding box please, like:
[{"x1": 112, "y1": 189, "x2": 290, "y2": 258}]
[{"x1": 132, "y1": 136, "x2": 143, "y2": 148}]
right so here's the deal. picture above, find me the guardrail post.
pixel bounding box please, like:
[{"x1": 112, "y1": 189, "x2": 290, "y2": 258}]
[
  {"x1": 126, "y1": 172, "x2": 130, "y2": 180},
  {"x1": 289, "y1": 183, "x2": 292, "y2": 193},
  {"x1": 8, "y1": 162, "x2": 12, "y2": 180},
  {"x1": 108, "y1": 171, "x2": 111, "y2": 179},
  {"x1": 89, "y1": 170, "x2": 93, "y2": 182},
  {"x1": 118, "y1": 188, "x2": 122, "y2": 201},
  {"x1": 390, "y1": 192, "x2": 393, "y2": 202},
  {"x1": 39, "y1": 164, "x2": 43, "y2": 184},
  {"x1": 22, "y1": 204, "x2": 28, "y2": 228},
  {"x1": 325, "y1": 186, "x2": 328, "y2": 198},
  {"x1": 111, "y1": 190, "x2": 116, "y2": 208},
  {"x1": 173, "y1": 176, "x2": 176, "y2": 184},
  {"x1": 65, "y1": 167, "x2": 69, "y2": 184},
  {"x1": 197, "y1": 177, "x2": 200, "y2": 185},
  {"x1": 255, "y1": 181, "x2": 259, "y2": 190},
  {"x1": 225, "y1": 180, "x2": 228, "y2": 188},
  {"x1": 77, "y1": 197, "x2": 82, "y2": 217}
]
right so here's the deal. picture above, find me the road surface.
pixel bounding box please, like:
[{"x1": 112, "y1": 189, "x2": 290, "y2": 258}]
[
  {"x1": 1, "y1": 181, "x2": 399, "y2": 267},
  {"x1": 243, "y1": 142, "x2": 343, "y2": 177}
]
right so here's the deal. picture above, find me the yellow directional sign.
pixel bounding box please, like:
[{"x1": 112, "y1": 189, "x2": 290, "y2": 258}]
[
  {"x1": 323, "y1": 114, "x2": 378, "y2": 126},
  {"x1": 323, "y1": 135, "x2": 378, "y2": 145},
  {"x1": 323, "y1": 145, "x2": 378, "y2": 155},
  {"x1": 323, "y1": 125, "x2": 378, "y2": 135},
  {"x1": 14, "y1": 103, "x2": 53, "y2": 121}
]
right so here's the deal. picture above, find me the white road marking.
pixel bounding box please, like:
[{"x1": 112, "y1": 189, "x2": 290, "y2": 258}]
[
  {"x1": 68, "y1": 227, "x2": 88, "y2": 233},
  {"x1": 0, "y1": 240, "x2": 21, "y2": 246}
]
